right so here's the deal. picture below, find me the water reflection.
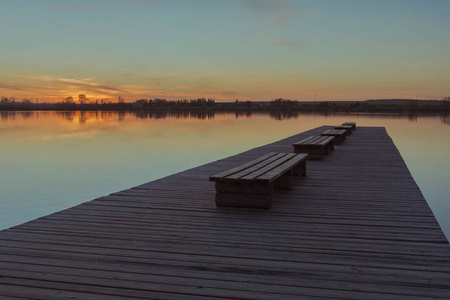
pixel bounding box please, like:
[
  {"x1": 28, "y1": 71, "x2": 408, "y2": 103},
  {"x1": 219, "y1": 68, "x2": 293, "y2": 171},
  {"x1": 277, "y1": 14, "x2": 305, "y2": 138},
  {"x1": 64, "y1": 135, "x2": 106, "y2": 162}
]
[
  {"x1": 408, "y1": 110, "x2": 418, "y2": 123},
  {"x1": 441, "y1": 113, "x2": 450, "y2": 125},
  {"x1": 0, "y1": 110, "x2": 449, "y2": 241},
  {"x1": 133, "y1": 110, "x2": 216, "y2": 120},
  {"x1": 1, "y1": 110, "x2": 449, "y2": 125}
]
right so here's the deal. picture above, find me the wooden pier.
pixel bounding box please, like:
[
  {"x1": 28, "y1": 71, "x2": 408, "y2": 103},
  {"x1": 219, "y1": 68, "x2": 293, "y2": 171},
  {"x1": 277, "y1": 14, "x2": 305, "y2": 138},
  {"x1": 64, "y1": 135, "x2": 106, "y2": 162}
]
[{"x1": 1, "y1": 126, "x2": 449, "y2": 299}]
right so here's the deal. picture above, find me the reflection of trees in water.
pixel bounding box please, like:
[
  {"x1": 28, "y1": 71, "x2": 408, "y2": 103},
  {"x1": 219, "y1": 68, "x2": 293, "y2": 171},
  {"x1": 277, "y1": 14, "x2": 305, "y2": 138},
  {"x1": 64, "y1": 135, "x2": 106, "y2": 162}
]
[
  {"x1": 269, "y1": 111, "x2": 336, "y2": 120},
  {"x1": 137, "y1": 111, "x2": 168, "y2": 119},
  {"x1": 53, "y1": 111, "x2": 129, "y2": 124},
  {"x1": 235, "y1": 111, "x2": 252, "y2": 119},
  {"x1": 178, "y1": 111, "x2": 214, "y2": 120},
  {"x1": 441, "y1": 113, "x2": 450, "y2": 125},
  {"x1": 408, "y1": 110, "x2": 418, "y2": 123},
  {"x1": 0, "y1": 111, "x2": 38, "y2": 120},
  {"x1": 58, "y1": 111, "x2": 76, "y2": 122},
  {"x1": 0, "y1": 111, "x2": 17, "y2": 120},
  {"x1": 2, "y1": 110, "x2": 450, "y2": 126},
  {"x1": 21, "y1": 111, "x2": 34, "y2": 119},
  {"x1": 79, "y1": 112, "x2": 88, "y2": 124},
  {"x1": 269, "y1": 111, "x2": 299, "y2": 120},
  {"x1": 118, "y1": 111, "x2": 125, "y2": 122},
  {"x1": 135, "y1": 111, "x2": 215, "y2": 120}
]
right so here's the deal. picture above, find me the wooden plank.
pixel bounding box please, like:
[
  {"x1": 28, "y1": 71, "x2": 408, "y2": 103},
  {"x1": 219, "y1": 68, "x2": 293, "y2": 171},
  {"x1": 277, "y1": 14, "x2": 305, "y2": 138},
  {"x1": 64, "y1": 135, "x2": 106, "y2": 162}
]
[
  {"x1": 209, "y1": 152, "x2": 278, "y2": 181},
  {"x1": 321, "y1": 129, "x2": 346, "y2": 135},
  {"x1": 321, "y1": 129, "x2": 346, "y2": 144},
  {"x1": 293, "y1": 136, "x2": 334, "y2": 158},
  {"x1": 317, "y1": 136, "x2": 334, "y2": 146},
  {"x1": 226, "y1": 152, "x2": 288, "y2": 181},
  {"x1": 294, "y1": 135, "x2": 331, "y2": 146},
  {"x1": 255, "y1": 153, "x2": 307, "y2": 182},
  {"x1": 334, "y1": 125, "x2": 353, "y2": 132},
  {"x1": 342, "y1": 122, "x2": 356, "y2": 130},
  {"x1": 293, "y1": 135, "x2": 318, "y2": 145},
  {"x1": 240, "y1": 153, "x2": 297, "y2": 183}
]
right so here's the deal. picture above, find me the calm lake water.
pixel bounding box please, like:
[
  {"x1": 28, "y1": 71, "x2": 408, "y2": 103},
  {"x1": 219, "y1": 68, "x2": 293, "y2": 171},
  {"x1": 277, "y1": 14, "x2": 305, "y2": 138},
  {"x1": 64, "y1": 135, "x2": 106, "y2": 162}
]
[{"x1": 1, "y1": 111, "x2": 449, "y2": 239}]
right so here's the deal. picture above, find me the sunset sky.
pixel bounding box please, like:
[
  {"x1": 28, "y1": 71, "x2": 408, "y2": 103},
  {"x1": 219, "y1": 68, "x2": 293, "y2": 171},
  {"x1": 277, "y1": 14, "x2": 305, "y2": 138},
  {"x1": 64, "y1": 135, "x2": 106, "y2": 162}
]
[{"x1": 1, "y1": 0, "x2": 449, "y2": 102}]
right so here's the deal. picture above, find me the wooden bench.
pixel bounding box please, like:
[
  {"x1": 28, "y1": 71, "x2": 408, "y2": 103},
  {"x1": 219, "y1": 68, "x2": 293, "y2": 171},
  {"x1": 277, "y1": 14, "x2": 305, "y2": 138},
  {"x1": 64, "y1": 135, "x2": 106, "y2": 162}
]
[
  {"x1": 321, "y1": 129, "x2": 347, "y2": 145},
  {"x1": 334, "y1": 125, "x2": 353, "y2": 136},
  {"x1": 342, "y1": 122, "x2": 356, "y2": 130},
  {"x1": 209, "y1": 152, "x2": 308, "y2": 209},
  {"x1": 292, "y1": 135, "x2": 334, "y2": 160}
]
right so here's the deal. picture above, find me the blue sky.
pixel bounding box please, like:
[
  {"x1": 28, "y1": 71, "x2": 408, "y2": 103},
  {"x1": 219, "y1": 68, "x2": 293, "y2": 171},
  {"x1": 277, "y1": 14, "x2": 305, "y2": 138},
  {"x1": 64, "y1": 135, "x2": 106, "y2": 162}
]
[{"x1": 1, "y1": 0, "x2": 449, "y2": 102}]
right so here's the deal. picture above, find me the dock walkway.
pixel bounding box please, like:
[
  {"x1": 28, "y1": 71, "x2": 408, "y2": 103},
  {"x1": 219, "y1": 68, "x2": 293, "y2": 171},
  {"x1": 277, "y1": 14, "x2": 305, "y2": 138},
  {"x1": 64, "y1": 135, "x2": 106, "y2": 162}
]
[{"x1": 1, "y1": 126, "x2": 449, "y2": 299}]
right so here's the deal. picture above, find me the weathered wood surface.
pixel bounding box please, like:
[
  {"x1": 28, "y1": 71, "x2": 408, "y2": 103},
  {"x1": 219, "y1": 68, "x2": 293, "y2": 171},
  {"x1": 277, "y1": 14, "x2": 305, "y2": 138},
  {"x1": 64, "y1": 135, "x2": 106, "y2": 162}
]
[
  {"x1": 342, "y1": 122, "x2": 356, "y2": 130},
  {"x1": 292, "y1": 135, "x2": 335, "y2": 159},
  {"x1": 0, "y1": 126, "x2": 449, "y2": 299},
  {"x1": 321, "y1": 129, "x2": 347, "y2": 144},
  {"x1": 210, "y1": 152, "x2": 307, "y2": 184},
  {"x1": 334, "y1": 125, "x2": 353, "y2": 135}
]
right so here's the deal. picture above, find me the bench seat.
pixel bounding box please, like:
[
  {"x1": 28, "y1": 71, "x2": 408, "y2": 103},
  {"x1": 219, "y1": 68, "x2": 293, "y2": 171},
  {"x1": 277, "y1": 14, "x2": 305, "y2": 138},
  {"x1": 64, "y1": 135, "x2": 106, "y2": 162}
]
[
  {"x1": 292, "y1": 135, "x2": 335, "y2": 160},
  {"x1": 321, "y1": 129, "x2": 347, "y2": 145},
  {"x1": 342, "y1": 122, "x2": 356, "y2": 130},
  {"x1": 210, "y1": 152, "x2": 308, "y2": 208},
  {"x1": 334, "y1": 125, "x2": 353, "y2": 136}
]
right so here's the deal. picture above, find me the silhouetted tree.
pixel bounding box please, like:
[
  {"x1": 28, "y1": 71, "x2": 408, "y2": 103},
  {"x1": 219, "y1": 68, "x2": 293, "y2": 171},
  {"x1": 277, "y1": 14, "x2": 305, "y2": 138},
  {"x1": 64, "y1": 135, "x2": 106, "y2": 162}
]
[
  {"x1": 441, "y1": 97, "x2": 450, "y2": 111},
  {"x1": 408, "y1": 100, "x2": 418, "y2": 110},
  {"x1": 78, "y1": 94, "x2": 86, "y2": 104},
  {"x1": 64, "y1": 96, "x2": 74, "y2": 103}
]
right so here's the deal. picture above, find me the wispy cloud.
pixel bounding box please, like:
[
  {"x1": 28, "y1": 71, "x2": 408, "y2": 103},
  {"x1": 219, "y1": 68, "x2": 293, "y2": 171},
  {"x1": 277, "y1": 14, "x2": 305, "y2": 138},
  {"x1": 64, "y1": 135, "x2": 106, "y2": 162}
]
[
  {"x1": 195, "y1": 79, "x2": 236, "y2": 97},
  {"x1": 59, "y1": 78, "x2": 123, "y2": 92},
  {"x1": 2, "y1": 72, "x2": 236, "y2": 101},
  {"x1": 242, "y1": 0, "x2": 300, "y2": 30},
  {"x1": 0, "y1": 82, "x2": 30, "y2": 92},
  {"x1": 118, "y1": 72, "x2": 181, "y2": 87},
  {"x1": 0, "y1": 75, "x2": 125, "y2": 100},
  {"x1": 17, "y1": 74, "x2": 123, "y2": 94}
]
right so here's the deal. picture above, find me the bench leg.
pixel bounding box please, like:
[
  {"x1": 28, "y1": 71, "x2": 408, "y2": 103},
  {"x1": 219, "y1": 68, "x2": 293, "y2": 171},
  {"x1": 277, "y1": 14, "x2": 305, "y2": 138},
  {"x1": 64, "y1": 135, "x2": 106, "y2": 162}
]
[
  {"x1": 309, "y1": 147, "x2": 324, "y2": 160},
  {"x1": 294, "y1": 146, "x2": 323, "y2": 160},
  {"x1": 274, "y1": 172, "x2": 293, "y2": 190},
  {"x1": 293, "y1": 160, "x2": 307, "y2": 177},
  {"x1": 334, "y1": 136, "x2": 343, "y2": 145},
  {"x1": 215, "y1": 181, "x2": 273, "y2": 209}
]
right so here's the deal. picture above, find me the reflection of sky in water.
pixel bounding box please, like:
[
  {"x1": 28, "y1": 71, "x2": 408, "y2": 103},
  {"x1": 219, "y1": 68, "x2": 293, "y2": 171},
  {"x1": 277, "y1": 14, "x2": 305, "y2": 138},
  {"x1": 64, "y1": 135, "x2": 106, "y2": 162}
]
[{"x1": 0, "y1": 111, "x2": 449, "y2": 240}]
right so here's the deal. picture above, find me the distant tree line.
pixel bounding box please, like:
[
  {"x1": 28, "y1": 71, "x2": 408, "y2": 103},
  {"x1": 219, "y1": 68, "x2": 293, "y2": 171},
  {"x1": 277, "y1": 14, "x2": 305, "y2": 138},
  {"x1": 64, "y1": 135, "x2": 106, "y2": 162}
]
[
  {"x1": 1, "y1": 95, "x2": 450, "y2": 113},
  {"x1": 1, "y1": 96, "x2": 35, "y2": 104}
]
